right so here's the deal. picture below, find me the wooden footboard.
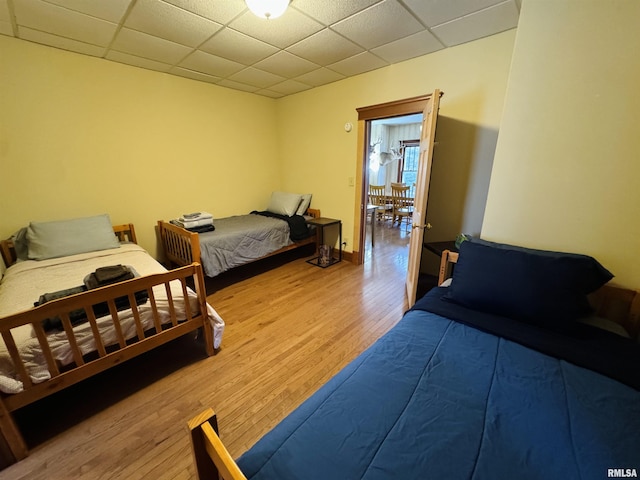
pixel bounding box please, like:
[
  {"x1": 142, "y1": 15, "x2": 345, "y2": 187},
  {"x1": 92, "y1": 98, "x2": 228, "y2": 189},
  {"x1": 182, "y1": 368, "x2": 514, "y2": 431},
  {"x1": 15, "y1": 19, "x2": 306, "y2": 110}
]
[
  {"x1": 0, "y1": 263, "x2": 214, "y2": 464},
  {"x1": 188, "y1": 409, "x2": 247, "y2": 480},
  {"x1": 158, "y1": 208, "x2": 322, "y2": 272},
  {"x1": 157, "y1": 220, "x2": 201, "y2": 268}
]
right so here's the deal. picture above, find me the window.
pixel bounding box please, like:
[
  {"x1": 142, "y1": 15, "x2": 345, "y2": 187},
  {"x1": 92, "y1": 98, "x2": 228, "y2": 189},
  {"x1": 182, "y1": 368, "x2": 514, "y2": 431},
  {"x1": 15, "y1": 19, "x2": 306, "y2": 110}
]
[{"x1": 399, "y1": 141, "x2": 420, "y2": 196}]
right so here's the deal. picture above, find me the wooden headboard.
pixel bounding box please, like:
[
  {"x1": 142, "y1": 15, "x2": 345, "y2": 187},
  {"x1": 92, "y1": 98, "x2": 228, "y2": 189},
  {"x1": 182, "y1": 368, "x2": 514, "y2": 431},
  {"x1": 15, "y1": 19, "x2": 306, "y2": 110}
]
[
  {"x1": 438, "y1": 249, "x2": 640, "y2": 340},
  {"x1": 0, "y1": 224, "x2": 137, "y2": 268}
]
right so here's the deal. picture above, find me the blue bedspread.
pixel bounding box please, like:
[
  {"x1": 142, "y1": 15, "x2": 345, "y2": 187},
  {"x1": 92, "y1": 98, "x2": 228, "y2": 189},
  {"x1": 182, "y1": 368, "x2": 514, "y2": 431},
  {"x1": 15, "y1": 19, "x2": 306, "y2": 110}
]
[{"x1": 237, "y1": 289, "x2": 640, "y2": 479}]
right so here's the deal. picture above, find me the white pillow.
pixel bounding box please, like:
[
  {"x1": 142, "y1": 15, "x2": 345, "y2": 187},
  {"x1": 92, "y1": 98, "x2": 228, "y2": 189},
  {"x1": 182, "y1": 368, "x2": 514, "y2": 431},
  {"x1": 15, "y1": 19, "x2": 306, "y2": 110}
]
[
  {"x1": 27, "y1": 214, "x2": 120, "y2": 260},
  {"x1": 296, "y1": 194, "x2": 312, "y2": 216},
  {"x1": 267, "y1": 192, "x2": 303, "y2": 217}
]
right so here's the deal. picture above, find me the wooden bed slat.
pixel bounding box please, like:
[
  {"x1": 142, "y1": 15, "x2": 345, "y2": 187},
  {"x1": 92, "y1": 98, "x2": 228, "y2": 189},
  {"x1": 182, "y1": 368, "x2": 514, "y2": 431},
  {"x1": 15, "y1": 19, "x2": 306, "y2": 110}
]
[
  {"x1": 60, "y1": 312, "x2": 85, "y2": 367},
  {"x1": 0, "y1": 332, "x2": 32, "y2": 389},
  {"x1": 107, "y1": 301, "x2": 127, "y2": 349},
  {"x1": 148, "y1": 288, "x2": 163, "y2": 334},
  {"x1": 85, "y1": 308, "x2": 107, "y2": 358},
  {"x1": 32, "y1": 323, "x2": 60, "y2": 377},
  {"x1": 180, "y1": 279, "x2": 193, "y2": 322},
  {"x1": 165, "y1": 283, "x2": 178, "y2": 327},
  {"x1": 128, "y1": 293, "x2": 146, "y2": 341}
]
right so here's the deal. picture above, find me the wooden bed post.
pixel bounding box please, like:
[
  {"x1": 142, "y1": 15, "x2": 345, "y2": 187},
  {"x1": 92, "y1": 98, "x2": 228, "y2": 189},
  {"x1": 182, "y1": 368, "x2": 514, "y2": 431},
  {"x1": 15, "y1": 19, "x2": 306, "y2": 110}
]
[
  {"x1": 193, "y1": 263, "x2": 214, "y2": 356},
  {"x1": 188, "y1": 409, "x2": 247, "y2": 480},
  {"x1": 438, "y1": 250, "x2": 459, "y2": 285},
  {"x1": 0, "y1": 399, "x2": 28, "y2": 465}
]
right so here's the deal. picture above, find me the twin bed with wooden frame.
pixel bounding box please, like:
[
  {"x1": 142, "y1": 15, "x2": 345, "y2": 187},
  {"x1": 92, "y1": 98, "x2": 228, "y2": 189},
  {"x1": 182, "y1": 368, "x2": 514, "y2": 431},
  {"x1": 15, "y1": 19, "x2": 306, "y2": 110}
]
[
  {"x1": 158, "y1": 208, "x2": 321, "y2": 277},
  {"x1": 189, "y1": 240, "x2": 640, "y2": 480},
  {"x1": 0, "y1": 218, "x2": 223, "y2": 467}
]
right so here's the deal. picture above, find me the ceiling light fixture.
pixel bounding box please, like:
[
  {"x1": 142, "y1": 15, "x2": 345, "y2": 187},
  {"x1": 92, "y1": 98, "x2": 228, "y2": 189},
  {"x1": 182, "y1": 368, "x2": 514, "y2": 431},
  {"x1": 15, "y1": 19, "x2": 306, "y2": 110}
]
[{"x1": 245, "y1": 0, "x2": 290, "y2": 19}]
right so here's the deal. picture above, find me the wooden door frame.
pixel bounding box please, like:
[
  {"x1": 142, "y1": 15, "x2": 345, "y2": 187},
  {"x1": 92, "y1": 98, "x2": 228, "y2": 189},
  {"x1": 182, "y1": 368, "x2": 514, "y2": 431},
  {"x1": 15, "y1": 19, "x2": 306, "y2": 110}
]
[{"x1": 352, "y1": 95, "x2": 431, "y2": 265}]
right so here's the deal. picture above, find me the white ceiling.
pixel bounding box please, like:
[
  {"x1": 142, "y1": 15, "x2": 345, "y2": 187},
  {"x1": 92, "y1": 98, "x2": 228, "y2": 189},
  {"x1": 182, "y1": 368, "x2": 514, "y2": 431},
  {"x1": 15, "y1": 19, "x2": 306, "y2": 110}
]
[{"x1": 0, "y1": 0, "x2": 521, "y2": 98}]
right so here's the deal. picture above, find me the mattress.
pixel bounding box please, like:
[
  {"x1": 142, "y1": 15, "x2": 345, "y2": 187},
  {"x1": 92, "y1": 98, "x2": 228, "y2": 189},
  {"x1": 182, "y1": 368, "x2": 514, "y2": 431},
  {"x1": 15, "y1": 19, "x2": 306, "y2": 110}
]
[
  {"x1": 198, "y1": 214, "x2": 295, "y2": 277},
  {"x1": 236, "y1": 288, "x2": 640, "y2": 480},
  {"x1": 0, "y1": 243, "x2": 225, "y2": 394}
]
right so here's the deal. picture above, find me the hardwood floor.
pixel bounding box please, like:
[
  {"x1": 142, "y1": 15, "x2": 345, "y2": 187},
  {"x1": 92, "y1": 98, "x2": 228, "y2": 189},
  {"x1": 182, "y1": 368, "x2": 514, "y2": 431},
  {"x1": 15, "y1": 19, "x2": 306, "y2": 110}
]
[{"x1": 1, "y1": 221, "x2": 414, "y2": 480}]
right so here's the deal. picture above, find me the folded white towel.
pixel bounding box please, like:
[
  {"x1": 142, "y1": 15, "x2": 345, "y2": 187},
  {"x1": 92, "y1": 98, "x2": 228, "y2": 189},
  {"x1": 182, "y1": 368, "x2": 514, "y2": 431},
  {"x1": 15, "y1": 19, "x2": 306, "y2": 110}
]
[
  {"x1": 179, "y1": 211, "x2": 213, "y2": 222},
  {"x1": 180, "y1": 217, "x2": 214, "y2": 228}
]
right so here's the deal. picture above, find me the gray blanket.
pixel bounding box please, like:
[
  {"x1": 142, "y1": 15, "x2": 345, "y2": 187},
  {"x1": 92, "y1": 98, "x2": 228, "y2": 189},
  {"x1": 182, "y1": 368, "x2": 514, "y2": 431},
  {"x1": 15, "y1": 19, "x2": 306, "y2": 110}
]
[{"x1": 199, "y1": 214, "x2": 294, "y2": 277}]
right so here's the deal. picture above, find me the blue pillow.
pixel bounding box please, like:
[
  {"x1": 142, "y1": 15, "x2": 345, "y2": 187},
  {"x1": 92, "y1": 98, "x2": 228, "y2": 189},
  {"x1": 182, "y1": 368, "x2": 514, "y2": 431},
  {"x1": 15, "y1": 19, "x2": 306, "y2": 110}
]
[{"x1": 443, "y1": 240, "x2": 613, "y2": 325}]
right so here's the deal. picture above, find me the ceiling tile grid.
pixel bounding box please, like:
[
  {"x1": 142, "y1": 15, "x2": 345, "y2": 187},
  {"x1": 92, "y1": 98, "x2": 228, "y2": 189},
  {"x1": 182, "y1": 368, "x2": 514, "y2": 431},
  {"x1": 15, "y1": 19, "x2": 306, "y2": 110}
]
[{"x1": 1, "y1": 0, "x2": 520, "y2": 98}]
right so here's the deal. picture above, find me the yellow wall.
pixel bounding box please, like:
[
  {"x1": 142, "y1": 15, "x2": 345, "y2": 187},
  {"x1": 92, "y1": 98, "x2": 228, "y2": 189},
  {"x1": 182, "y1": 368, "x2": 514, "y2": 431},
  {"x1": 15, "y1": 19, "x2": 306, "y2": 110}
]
[
  {"x1": 482, "y1": 0, "x2": 640, "y2": 288},
  {"x1": 276, "y1": 30, "x2": 516, "y2": 253},
  {"x1": 0, "y1": 36, "x2": 280, "y2": 257},
  {"x1": 0, "y1": 29, "x2": 516, "y2": 262}
]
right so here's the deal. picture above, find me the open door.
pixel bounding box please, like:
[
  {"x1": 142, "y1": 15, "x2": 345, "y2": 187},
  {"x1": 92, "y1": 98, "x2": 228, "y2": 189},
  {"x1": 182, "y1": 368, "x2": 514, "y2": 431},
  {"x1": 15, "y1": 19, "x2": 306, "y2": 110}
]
[{"x1": 405, "y1": 89, "x2": 442, "y2": 307}]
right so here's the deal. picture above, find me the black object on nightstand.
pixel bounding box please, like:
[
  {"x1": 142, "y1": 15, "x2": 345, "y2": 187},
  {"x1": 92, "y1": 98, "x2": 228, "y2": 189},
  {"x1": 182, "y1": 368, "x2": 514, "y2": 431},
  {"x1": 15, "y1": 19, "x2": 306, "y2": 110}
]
[{"x1": 306, "y1": 217, "x2": 342, "y2": 268}]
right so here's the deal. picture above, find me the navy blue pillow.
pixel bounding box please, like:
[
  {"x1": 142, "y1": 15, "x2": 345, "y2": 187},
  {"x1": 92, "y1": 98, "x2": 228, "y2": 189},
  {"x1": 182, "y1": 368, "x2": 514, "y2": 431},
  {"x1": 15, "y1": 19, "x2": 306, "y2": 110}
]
[{"x1": 443, "y1": 240, "x2": 613, "y2": 325}]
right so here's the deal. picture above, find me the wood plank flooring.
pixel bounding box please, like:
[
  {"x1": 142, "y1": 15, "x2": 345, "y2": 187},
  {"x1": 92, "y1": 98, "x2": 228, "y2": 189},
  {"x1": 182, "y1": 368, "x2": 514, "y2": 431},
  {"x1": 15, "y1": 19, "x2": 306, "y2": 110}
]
[{"x1": 1, "y1": 221, "x2": 416, "y2": 480}]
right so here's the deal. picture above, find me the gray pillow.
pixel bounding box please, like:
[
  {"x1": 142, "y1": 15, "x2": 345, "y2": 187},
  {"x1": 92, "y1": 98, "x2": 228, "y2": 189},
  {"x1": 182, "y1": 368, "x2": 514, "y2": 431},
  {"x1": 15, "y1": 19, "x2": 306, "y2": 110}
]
[
  {"x1": 27, "y1": 214, "x2": 120, "y2": 261},
  {"x1": 267, "y1": 191, "x2": 303, "y2": 217},
  {"x1": 12, "y1": 227, "x2": 29, "y2": 261},
  {"x1": 296, "y1": 193, "x2": 312, "y2": 216}
]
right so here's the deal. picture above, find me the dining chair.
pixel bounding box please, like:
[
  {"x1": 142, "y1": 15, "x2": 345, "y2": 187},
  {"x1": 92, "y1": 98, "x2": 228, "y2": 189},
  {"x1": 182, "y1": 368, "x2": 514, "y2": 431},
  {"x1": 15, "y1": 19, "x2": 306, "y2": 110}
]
[
  {"x1": 368, "y1": 184, "x2": 392, "y2": 222},
  {"x1": 391, "y1": 184, "x2": 413, "y2": 230}
]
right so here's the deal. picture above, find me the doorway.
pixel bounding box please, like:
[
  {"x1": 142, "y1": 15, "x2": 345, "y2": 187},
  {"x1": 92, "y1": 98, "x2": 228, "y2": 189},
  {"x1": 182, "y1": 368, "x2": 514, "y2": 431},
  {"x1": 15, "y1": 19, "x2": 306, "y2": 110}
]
[
  {"x1": 363, "y1": 114, "x2": 423, "y2": 264},
  {"x1": 353, "y1": 92, "x2": 442, "y2": 306}
]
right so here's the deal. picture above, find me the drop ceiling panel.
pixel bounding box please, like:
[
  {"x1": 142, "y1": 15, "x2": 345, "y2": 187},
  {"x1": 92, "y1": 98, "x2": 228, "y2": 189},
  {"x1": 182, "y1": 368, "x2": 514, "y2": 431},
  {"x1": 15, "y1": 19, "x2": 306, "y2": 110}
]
[
  {"x1": 228, "y1": 67, "x2": 286, "y2": 89},
  {"x1": 217, "y1": 78, "x2": 259, "y2": 93},
  {"x1": 2, "y1": 0, "x2": 521, "y2": 97},
  {"x1": 14, "y1": 0, "x2": 117, "y2": 47},
  {"x1": 170, "y1": 66, "x2": 221, "y2": 84},
  {"x1": 286, "y1": 28, "x2": 364, "y2": 67},
  {"x1": 268, "y1": 79, "x2": 312, "y2": 95},
  {"x1": 432, "y1": 1, "x2": 519, "y2": 47},
  {"x1": 0, "y1": 21, "x2": 11, "y2": 36},
  {"x1": 0, "y1": 0, "x2": 11, "y2": 22},
  {"x1": 124, "y1": 0, "x2": 222, "y2": 48},
  {"x1": 327, "y1": 51, "x2": 388, "y2": 77},
  {"x1": 106, "y1": 50, "x2": 172, "y2": 73},
  {"x1": 111, "y1": 27, "x2": 191, "y2": 64},
  {"x1": 331, "y1": 0, "x2": 424, "y2": 50},
  {"x1": 163, "y1": 0, "x2": 246, "y2": 25},
  {"x1": 0, "y1": 0, "x2": 11, "y2": 36},
  {"x1": 295, "y1": 67, "x2": 345, "y2": 87},
  {"x1": 403, "y1": 0, "x2": 506, "y2": 27},
  {"x1": 291, "y1": 0, "x2": 381, "y2": 26},
  {"x1": 179, "y1": 50, "x2": 245, "y2": 77},
  {"x1": 45, "y1": 0, "x2": 131, "y2": 23},
  {"x1": 253, "y1": 50, "x2": 318, "y2": 78},
  {"x1": 254, "y1": 88, "x2": 284, "y2": 99},
  {"x1": 371, "y1": 30, "x2": 444, "y2": 64},
  {"x1": 229, "y1": 8, "x2": 324, "y2": 49},
  {"x1": 20, "y1": 26, "x2": 105, "y2": 56},
  {"x1": 200, "y1": 28, "x2": 278, "y2": 65}
]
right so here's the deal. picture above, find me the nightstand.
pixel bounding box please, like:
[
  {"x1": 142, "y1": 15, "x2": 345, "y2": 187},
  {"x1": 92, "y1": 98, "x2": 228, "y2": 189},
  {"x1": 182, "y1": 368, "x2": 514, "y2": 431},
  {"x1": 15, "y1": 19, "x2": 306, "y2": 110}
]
[{"x1": 305, "y1": 217, "x2": 342, "y2": 268}]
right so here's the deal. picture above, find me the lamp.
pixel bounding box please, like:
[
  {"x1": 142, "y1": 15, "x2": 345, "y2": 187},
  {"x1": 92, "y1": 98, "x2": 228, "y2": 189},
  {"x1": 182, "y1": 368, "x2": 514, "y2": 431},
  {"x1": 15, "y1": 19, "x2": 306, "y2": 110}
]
[{"x1": 245, "y1": 0, "x2": 290, "y2": 19}]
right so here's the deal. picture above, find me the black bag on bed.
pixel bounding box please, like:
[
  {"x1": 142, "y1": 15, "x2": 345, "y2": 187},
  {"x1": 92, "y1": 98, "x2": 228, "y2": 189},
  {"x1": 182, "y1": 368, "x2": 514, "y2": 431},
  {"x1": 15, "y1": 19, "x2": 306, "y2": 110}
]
[
  {"x1": 35, "y1": 286, "x2": 89, "y2": 331},
  {"x1": 36, "y1": 265, "x2": 148, "y2": 332}
]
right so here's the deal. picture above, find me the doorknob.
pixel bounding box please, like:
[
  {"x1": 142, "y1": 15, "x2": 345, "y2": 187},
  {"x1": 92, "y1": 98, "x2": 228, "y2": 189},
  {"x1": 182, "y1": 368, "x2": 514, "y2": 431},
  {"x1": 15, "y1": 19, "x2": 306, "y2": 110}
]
[{"x1": 412, "y1": 222, "x2": 433, "y2": 230}]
